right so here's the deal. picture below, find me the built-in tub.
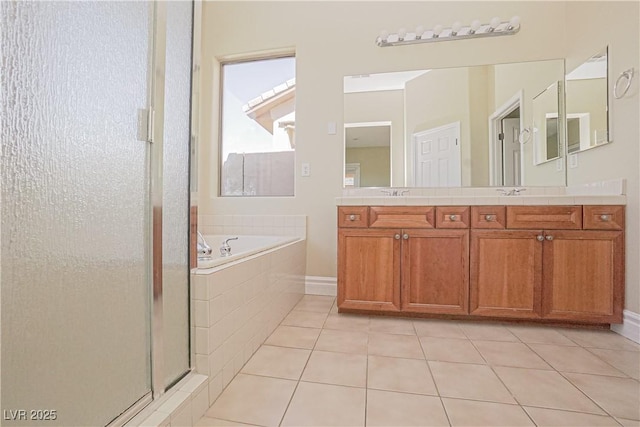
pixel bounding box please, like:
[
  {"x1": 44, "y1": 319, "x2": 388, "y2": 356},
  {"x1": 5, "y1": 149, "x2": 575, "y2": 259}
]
[{"x1": 197, "y1": 234, "x2": 300, "y2": 269}]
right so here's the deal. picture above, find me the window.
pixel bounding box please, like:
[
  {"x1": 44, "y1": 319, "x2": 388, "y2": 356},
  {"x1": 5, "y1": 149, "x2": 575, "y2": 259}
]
[{"x1": 220, "y1": 56, "x2": 296, "y2": 196}]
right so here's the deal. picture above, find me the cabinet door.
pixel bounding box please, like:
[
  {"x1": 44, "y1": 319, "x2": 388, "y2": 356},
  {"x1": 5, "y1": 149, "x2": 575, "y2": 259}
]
[
  {"x1": 542, "y1": 230, "x2": 624, "y2": 323},
  {"x1": 401, "y1": 229, "x2": 469, "y2": 315},
  {"x1": 338, "y1": 228, "x2": 401, "y2": 312},
  {"x1": 470, "y1": 230, "x2": 543, "y2": 318}
]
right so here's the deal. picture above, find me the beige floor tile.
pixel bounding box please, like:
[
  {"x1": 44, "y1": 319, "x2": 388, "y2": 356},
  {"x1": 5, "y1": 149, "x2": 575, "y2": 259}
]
[
  {"x1": 195, "y1": 417, "x2": 258, "y2": 426},
  {"x1": 293, "y1": 295, "x2": 335, "y2": 313},
  {"x1": 264, "y1": 325, "x2": 320, "y2": 349},
  {"x1": 459, "y1": 322, "x2": 519, "y2": 342},
  {"x1": 474, "y1": 340, "x2": 552, "y2": 370},
  {"x1": 367, "y1": 355, "x2": 438, "y2": 395},
  {"x1": 330, "y1": 302, "x2": 338, "y2": 313},
  {"x1": 369, "y1": 316, "x2": 416, "y2": 335},
  {"x1": 281, "y1": 310, "x2": 328, "y2": 328},
  {"x1": 559, "y1": 329, "x2": 640, "y2": 351},
  {"x1": 429, "y1": 361, "x2": 516, "y2": 404},
  {"x1": 523, "y1": 406, "x2": 621, "y2": 426},
  {"x1": 420, "y1": 336, "x2": 486, "y2": 364},
  {"x1": 301, "y1": 350, "x2": 367, "y2": 387},
  {"x1": 413, "y1": 319, "x2": 467, "y2": 339},
  {"x1": 493, "y1": 366, "x2": 606, "y2": 414},
  {"x1": 529, "y1": 343, "x2": 627, "y2": 377},
  {"x1": 588, "y1": 348, "x2": 640, "y2": 380},
  {"x1": 366, "y1": 390, "x2": 448, "y2": 426},
  {"x1": 314, "y1": 328, "x2": 368, "y2": 354},
  {"x1": 368, "y1": 332, "x2": 424, "y2": 359},
  {"x1": 618, "y1": 418, "x2": 640, "y2": 426},
  {"x1": 443, "y1": 398, "x2": 534, "y2": 426},
  {"x1": 240, "y1": 345, "x2": 310, "y2": 380},
  {"x1": 206, "y1": 374, "x2": 296, "y2": 426},
  {"x1": 564, "y1": 372, "x2": 640, "y2": 420},
  {"x1": 507, "y1": 325, "x2": 578, "y2": 346},
  {"x1": 281, "y1": 381, "x2": 366, "y2": 426},
  {"x1": 323, "y1": 313, "x2": 370, "y2": 332}
]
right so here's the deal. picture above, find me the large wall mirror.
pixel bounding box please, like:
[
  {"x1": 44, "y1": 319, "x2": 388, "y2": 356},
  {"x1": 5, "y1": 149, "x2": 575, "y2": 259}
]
[
  {"x1": 343, "y1": 59, "x2": 566, "y2": 188},
  {"x1": 565, "y1": 47, "x2": 609, "y2": 153}
]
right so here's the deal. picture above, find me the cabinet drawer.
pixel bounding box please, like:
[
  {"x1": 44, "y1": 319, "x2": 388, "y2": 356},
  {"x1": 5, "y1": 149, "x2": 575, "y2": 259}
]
[
  {"x1": 470, "y1": 206, "x2": 506, "y2": 229},
  {"x1": 435, "y1": 206, "x2": 470, "y2": 228},
  {"x1": 338, "y1": 206, "x2": 369, "y2": 228},
  {"x1": 369, "y1": 206, "x2": 435, "y2": 228},
  {"x1": 506, "y1": 206, "x2": 582, "y2": 229},
  {"x1": 583, "y1": 205, "x2": 625, "y2": 230}
]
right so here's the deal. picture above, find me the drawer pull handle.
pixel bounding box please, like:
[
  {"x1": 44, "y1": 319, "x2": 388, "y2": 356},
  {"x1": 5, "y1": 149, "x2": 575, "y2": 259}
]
[
  {"x1": 394, "y1": 234, "x2": 401, "y2": 240},
  {"x1": 600, "y1": 214, "x2": 611, "y2": 221},
  {"x1": 449, "y1": 215, "x2": 457, "y2": 221},
  {"x1": 403, "y1": 234, "x2": 409, "y2": 240},
  {"x1": 484, "y1": 215, "x2": 495, "y2": 221},
  {"x1": 546, "y1": 235, "x2": 554, "y2": 241},
  {"x1": 536, "y1": 235, "x2": 544, "y2": 241},
  {"x1": 349, "y1": 214, "x2": 356, "y2": 221}
]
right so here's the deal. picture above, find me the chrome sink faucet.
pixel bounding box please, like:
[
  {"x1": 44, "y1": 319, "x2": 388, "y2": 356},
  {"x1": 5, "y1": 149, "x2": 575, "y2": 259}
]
[
  {"x1": 381, "y1": 189, "x2": 409, "y2": 196},
  {"x1": 497, "y1": 188, "x2": 526, "y2": 196},
  {"x1": 220, "y1": 237, "x2": 238, "y2": 257},
  {"x1": 197, "y1": 231, "x2": 213, "y2": 260}
]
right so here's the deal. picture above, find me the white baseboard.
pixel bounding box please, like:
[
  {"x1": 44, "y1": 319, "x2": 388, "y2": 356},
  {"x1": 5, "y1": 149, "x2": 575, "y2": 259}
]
[
  {"x1": 611, "y1": 310, "x2": 640, "y2": 344},
  {"x1": 305, "y1": 276, "x2": 337, "y2": 296}
]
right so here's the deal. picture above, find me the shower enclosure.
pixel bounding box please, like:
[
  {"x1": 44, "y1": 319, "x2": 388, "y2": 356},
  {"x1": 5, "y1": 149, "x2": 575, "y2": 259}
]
[{"x1": 1, "y1": 1, "x2": 193, "y2": 425}]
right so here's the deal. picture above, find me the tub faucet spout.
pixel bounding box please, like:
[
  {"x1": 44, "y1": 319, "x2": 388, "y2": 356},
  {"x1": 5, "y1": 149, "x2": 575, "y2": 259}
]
[
  {"x1": 220, "y1": 237, "x2": 238, "y2": 257},
  {"x1": 197, "y1": 231, "x2": 213, "y2": 260}
]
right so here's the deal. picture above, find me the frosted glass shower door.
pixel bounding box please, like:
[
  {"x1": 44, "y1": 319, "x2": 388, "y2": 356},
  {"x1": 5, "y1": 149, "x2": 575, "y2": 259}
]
[{"x1": 2, "y1": 2, "x2": 153, "y2": 425}]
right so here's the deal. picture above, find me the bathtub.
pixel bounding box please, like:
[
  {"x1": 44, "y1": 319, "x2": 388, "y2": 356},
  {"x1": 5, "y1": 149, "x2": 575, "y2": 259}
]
[{"x1": 197, "y1": 234, "x2": 300, "y2": 269}]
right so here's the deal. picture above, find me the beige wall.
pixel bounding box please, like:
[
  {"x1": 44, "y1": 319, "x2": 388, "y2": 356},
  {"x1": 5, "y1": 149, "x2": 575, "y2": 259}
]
[
  {"x1": 344, "y1": 90, "x2": 404, "y2": 186},
  {"x1": 564, "y1": 2, "x2": 640, "y2": 313},
  {"x1": 200, "y1": 1, "x2": 640, "y2": 286}
]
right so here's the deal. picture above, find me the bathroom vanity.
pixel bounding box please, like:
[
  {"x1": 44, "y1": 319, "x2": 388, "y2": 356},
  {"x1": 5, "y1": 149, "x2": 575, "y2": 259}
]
[{"x1": 337, "y1": 199, "x2": 625, "y2": 325}]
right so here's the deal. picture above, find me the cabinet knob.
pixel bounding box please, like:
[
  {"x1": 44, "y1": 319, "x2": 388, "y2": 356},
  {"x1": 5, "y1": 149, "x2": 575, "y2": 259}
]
[
  {"x1": 546, "y1": 235, "x2": 554, "y2": 241},
  {"x1": 449, "y1": 215, "x2": 458, "y2": 221},
  {"x1": 484, "y1": 214, "x2": 495, "y2": 221},
  {"x1": 600, "y1": 214, "x2": 611, "y2": 221},
  {"x1": 536, "y1": 235, "x2": 544, "y2": 241},
  {"x1": 402, "y1": 234, "x2": 409, "y2": 240},
  {"x1": 394, "y1": 234, "x2": 401, "y2": 240},
  {"x1": 349, "y1": 214, "x2": 356, "y2": 221}
]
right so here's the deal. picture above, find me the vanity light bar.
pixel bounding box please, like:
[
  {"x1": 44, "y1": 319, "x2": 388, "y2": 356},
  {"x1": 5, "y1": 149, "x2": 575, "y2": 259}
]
[{"x1": 376, "y1": 16, "x2": 521, "y2": 47}]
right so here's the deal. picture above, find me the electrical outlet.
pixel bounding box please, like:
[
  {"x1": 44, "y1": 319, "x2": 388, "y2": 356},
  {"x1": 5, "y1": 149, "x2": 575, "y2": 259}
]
[
  {"x1": 569, "y1": 153, "x2": 579, "y2": 168},
  {"x1": 301, "y1": 163, "x2": 311, "y2": 177}
]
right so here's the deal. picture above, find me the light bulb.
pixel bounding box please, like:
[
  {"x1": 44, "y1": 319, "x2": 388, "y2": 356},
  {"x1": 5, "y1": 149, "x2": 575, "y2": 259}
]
[
  {"x1": 490, "y1": 16, "x2": 501, "y2": 30},
  {"x1": 415, "y1": 25, "x2": 425, "y2": 39},
  {"x1": 451, "y1": 21, "x2": 462, "y2": 35},
  {"x1": 470, "y1": 20, "x2": 481, "y2": 33},
  {"x1": 509, "y1": 15, "x2": 521, "y2": 29},
  {"x1": 433, "y1": 24, "x2": 443, "y2": 37},
  {"x1": 398, "y1": 28, "x2": 407, "y2": 41},
  {"x1": 379, "y1": 30, "x2": 389, "y2": 42}
]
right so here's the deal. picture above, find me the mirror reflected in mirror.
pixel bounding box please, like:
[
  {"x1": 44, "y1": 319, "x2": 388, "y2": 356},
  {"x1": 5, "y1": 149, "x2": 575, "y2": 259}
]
[
  {"x1": 343, "y1": 59, "x2": 566, "y2": 189},
  {"x1": 344, "y1": 122, "x2": 391, "y2": 188},
  {"x1": 532, "y1": 81, "x2": 562, "y2": 165},
  {"x1": 566, "y1": 47, "x2": 609, "y2": 154}
]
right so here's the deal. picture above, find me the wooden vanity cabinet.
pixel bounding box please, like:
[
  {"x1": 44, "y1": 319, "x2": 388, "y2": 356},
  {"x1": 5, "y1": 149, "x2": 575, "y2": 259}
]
[
  {"x1": 338, "y1": 204, "x2": 624, "y2": 325},
  {"x1": 337, "y1": 206, "x2": 468, "y2": 315}
]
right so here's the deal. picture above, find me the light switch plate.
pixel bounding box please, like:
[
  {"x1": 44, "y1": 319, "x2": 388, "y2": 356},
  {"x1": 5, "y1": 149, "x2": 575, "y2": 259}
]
[
  {"x1": 327, "y1": 122, "x2": 337, "y2": 135},
  {"x1": 301, "y1": 163, "x2": 310, "y2": 177},
  {"x1": 569, "y1": 153, "x2": 579, "y2": 168}
]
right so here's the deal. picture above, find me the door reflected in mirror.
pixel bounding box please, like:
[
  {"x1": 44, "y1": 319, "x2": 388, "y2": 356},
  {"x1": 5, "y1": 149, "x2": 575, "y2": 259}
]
[
  {"x1": 566, "y1": 47, "x2": 609, "y2": 153},
  {"x1": 344, "y1": 122, "x2": 391, "y2": 188},
  {"x1": 532, "y1": 81, "x2": 562, "y2": 165}
]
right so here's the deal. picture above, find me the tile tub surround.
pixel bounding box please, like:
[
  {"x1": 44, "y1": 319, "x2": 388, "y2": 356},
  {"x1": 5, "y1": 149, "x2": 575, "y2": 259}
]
[
  {"x1": 192, "y1": 239, "x2": 307, "y2": 409},
  {"x1": 197, "y1": 297, "x2": 640, "y2": 427},
  {"x1": 197, "y1": 214, "x2": 306, "y2": 238}
]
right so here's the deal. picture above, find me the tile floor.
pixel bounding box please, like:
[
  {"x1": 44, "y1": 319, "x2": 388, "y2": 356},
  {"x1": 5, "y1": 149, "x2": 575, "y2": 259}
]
[{"x1": 197, "y1": 295, "x2": 640, "y2": 427}]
